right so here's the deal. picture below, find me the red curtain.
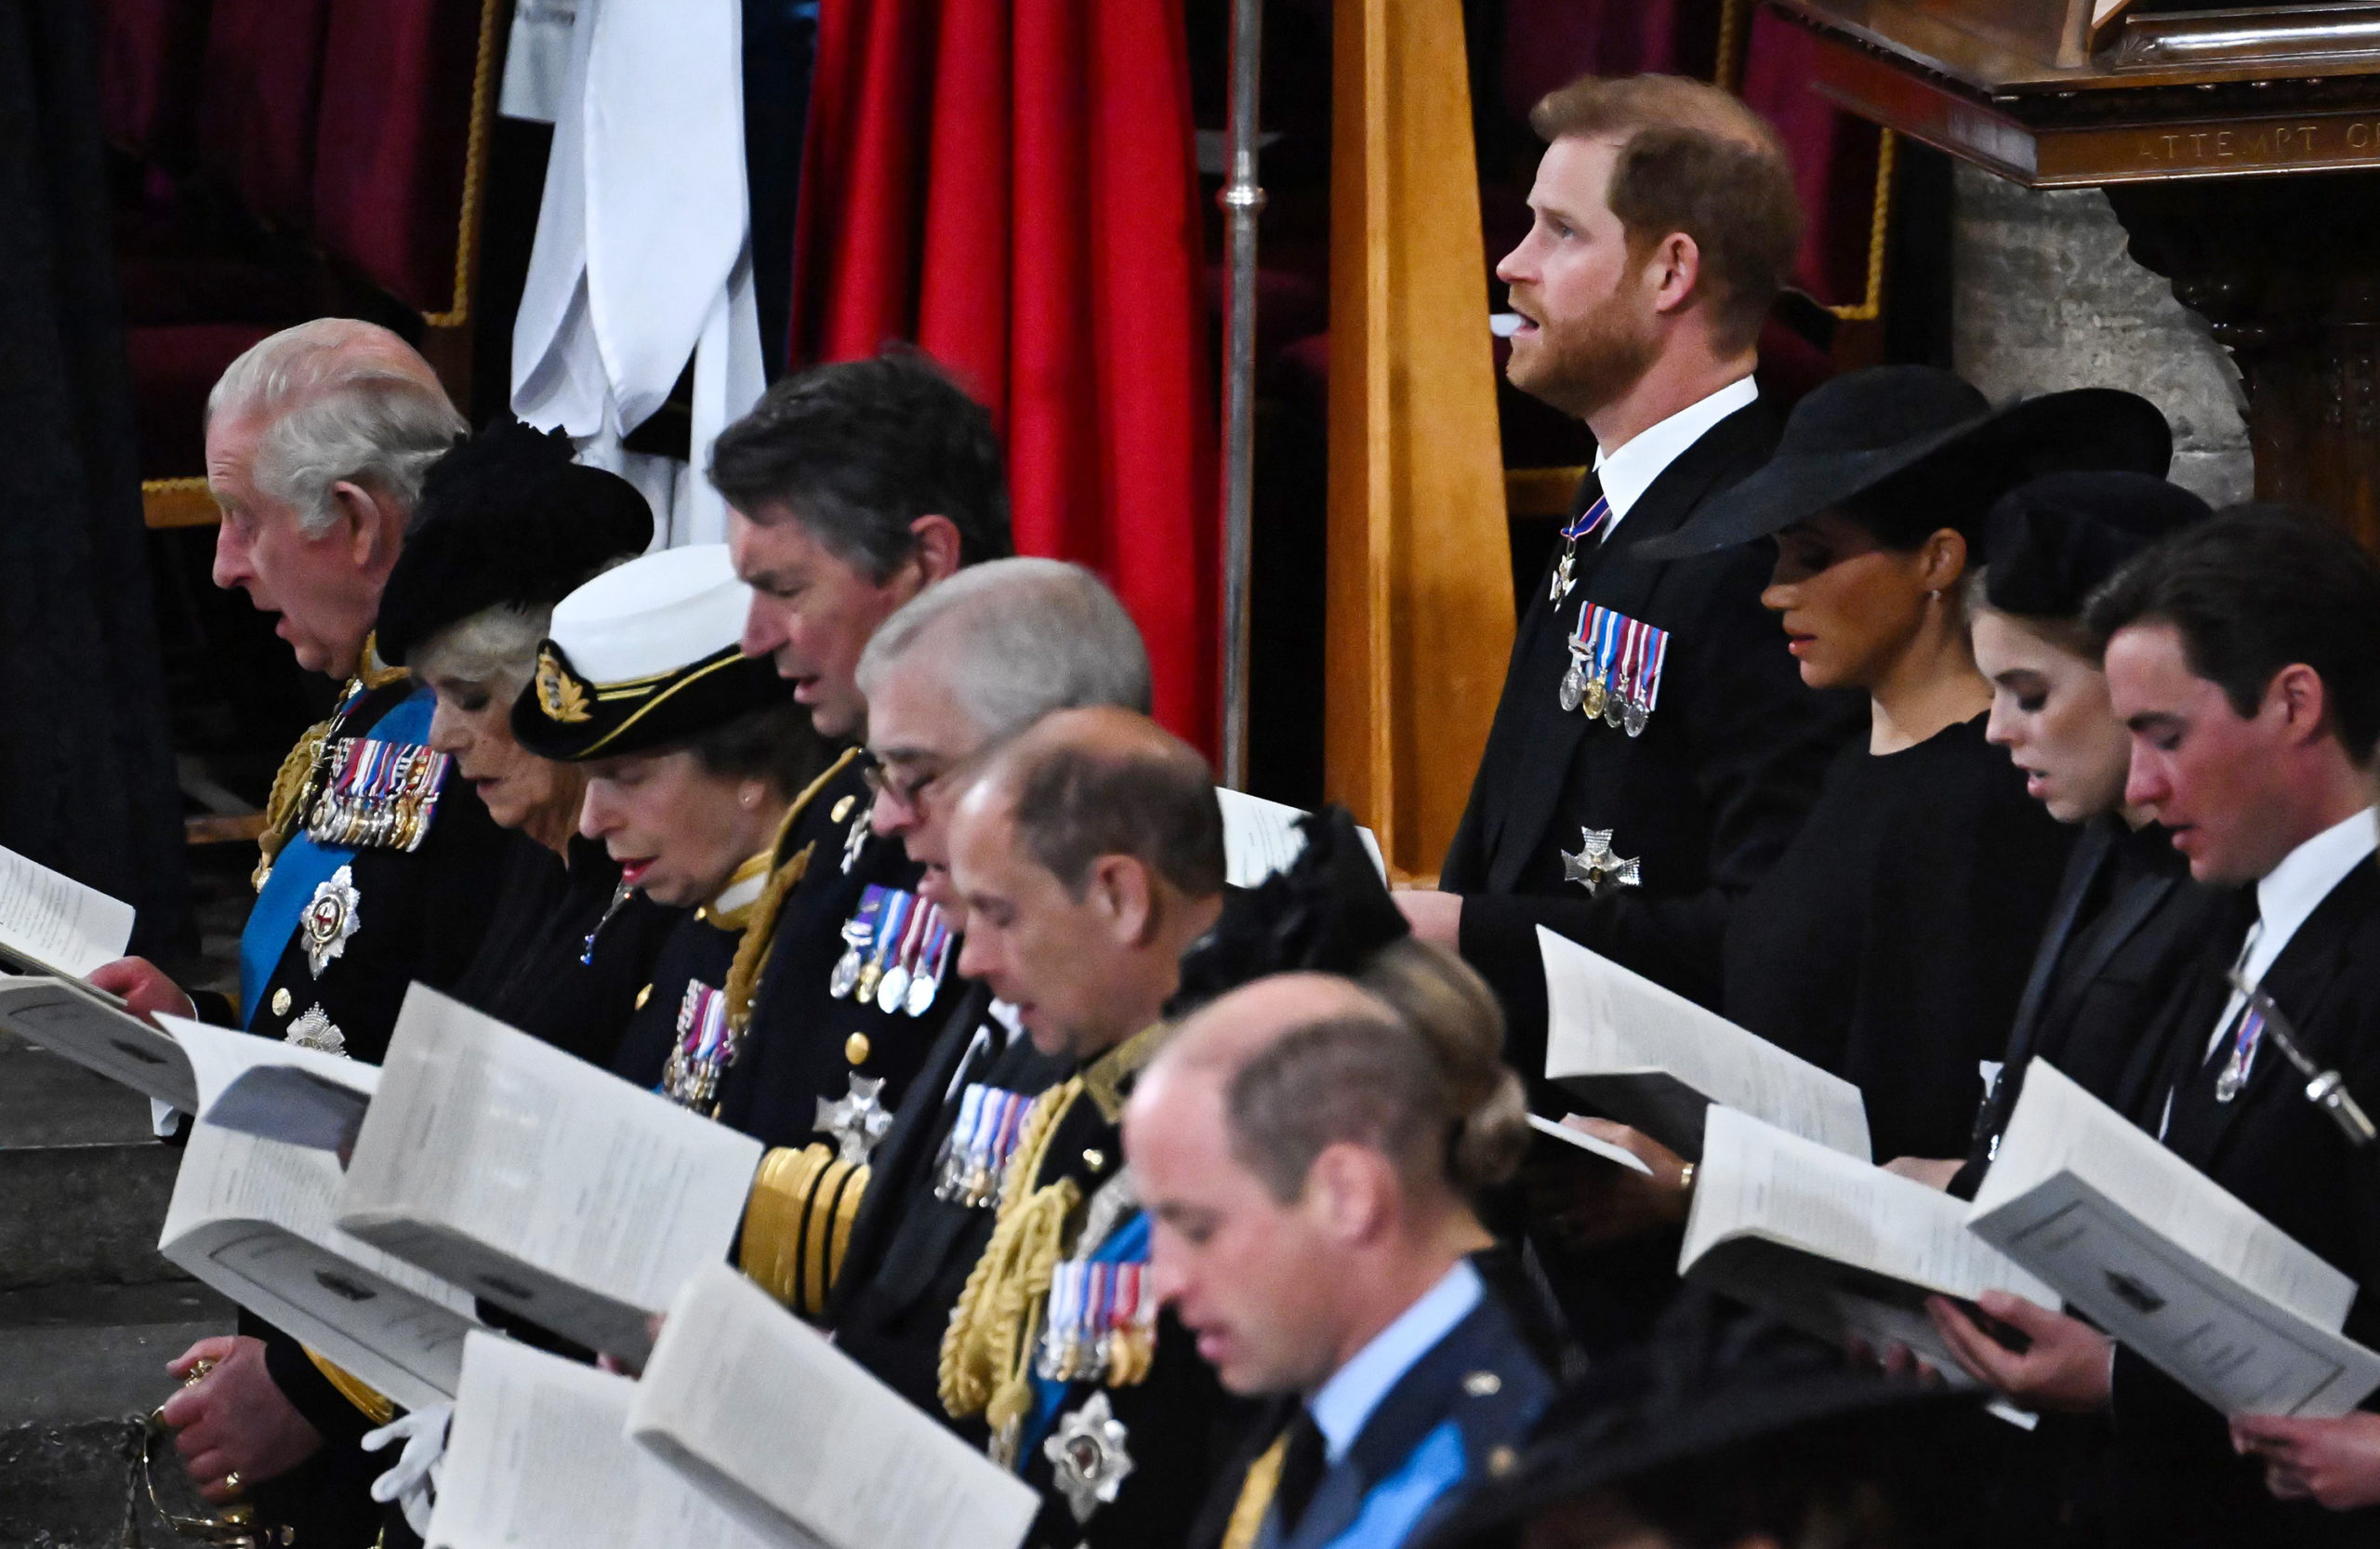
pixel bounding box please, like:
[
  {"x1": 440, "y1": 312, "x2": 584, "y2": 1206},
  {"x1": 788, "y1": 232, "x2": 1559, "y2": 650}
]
[{"x1": 790, "y1": 0, "x2": 1219, "y2": 755}]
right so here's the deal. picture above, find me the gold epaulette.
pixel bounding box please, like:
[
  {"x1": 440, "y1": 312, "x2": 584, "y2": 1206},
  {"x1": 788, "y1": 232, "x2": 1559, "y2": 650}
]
[
  {"x1": 303, "y1": 1347, "x2": 396, "y2": 1428},
  {"x1": 741, "y1": 1143, "x2": 869, "y2": 1317},
  {"x1": 253, "y1": 719, "x2": 335, "y2": 893},
  {"x1": 252, "y1": 631, "x2": 402, "y2": 892}
]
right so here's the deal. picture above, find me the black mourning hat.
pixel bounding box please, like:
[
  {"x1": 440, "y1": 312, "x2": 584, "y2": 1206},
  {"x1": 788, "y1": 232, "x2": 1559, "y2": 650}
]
[
  {"x1": 510, "y1": 543, "x2": 792, "y2": 761},
  {"x1": 1632, "y1": 366, "x2": 2173, "y2": 563},
  {"x1": 1165, "y1": 805, "x2": 1410, "y2": 1018},
  {"x1": 376, "y1": 419, "x2": 655, "y2": 667},
  {"x1": 1417, "y1": 1295, "x2": 1979, "y2": 1549},
  {"x1": 1979, "y1": 470, "x2": 2211, "y2": 619}
]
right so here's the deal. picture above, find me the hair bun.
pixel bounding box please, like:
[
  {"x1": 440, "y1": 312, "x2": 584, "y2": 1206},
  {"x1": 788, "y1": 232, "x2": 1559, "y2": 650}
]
[{"x1": 1981, "y1": 470, "x2": 2209, "y2": 620}]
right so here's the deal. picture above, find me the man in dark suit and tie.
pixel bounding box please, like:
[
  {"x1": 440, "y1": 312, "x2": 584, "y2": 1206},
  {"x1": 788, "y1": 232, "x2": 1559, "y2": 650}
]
[
  {"x1": 1927, "y1": 508, "x2": 2380, "y2": 1547},
  {"x1": 1396, "y1": 73, "x2": 1858, "y2": 1066}
]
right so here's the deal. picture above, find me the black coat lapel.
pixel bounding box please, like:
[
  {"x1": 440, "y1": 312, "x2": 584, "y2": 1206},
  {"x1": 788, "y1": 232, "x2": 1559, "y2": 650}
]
[
  {"x1": 2167, "y1": 863, "x2": 2378, "y2": 1167},
  {"x1": 2002, "y1": 820, "x2": 2118, "y2": 1075},
  {"x1": 2179, "y1": 861, "x2": 2370, "y2": 1160},
  {"x1": 1485, "y1": 403, "x2": 1778, "y2": 894}
]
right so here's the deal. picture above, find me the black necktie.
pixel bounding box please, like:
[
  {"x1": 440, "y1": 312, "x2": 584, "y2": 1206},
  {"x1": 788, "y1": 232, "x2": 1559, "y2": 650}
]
[{"x1": 1269, "y1": 1411, "x2": 1329, "y2": 1542}]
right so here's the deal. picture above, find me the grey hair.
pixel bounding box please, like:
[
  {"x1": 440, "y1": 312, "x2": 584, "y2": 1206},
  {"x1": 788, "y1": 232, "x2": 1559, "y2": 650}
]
[
  {"x1": 405, "y1": 554, "x2": 636, "y2": 700},
  {"x1": 853, "y1": 557, "x2": 1152, "y2": 741},
  {"x1": 207, "y1": 319, "x2": 467, "y2": 536},
  {"x1": 409, "y1": 604, "x2": 552, "y2": 701}
]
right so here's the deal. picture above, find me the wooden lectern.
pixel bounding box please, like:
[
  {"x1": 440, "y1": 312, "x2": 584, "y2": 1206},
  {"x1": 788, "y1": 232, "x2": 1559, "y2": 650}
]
[{"x1": 1769, "y1": 0, "x2": 2380, "y2": 547}]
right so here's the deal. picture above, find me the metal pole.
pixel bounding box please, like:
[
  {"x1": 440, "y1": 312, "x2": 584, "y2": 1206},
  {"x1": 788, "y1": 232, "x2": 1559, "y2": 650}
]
[{"x1": 1218, "y1": 0, "x2": 1266, "y2": 789}]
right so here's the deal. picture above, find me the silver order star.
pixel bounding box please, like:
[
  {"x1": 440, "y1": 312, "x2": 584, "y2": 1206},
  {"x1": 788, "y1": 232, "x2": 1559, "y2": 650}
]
[
  {"x1": 302, "y1": 866, "x2": 364, "y2": 978},
  {"x1": 1044, "y1": 1391, "x2": 1135, "y2": 1524},
  {"x1": 1559, "y1": 827, "x2": 1641, "y2": 895},
  {"x1": 815, "y1": 1074, "x2": 893, "y2": 1165}
]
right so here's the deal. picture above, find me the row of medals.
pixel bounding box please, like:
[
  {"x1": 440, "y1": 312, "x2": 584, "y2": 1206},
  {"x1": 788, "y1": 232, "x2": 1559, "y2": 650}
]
[
  {"x1": 1559, "y1": 653, "x2": 1651, "y2": 736},
  {"x1": 307, "y1": 739, "x2": 448, "y2": 851},
  {"x1": 1038, "y1": 1260, "x2": 1158, "y2": 1386},
  {"x1": 828, "y1": 891, "x2": 952, "y2": 1018}
]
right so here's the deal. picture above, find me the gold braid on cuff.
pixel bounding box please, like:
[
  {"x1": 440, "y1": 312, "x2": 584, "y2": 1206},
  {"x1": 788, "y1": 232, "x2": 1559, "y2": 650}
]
[{"x1": 741, "y1": 1144, "x2": 870, "y2": 1317}]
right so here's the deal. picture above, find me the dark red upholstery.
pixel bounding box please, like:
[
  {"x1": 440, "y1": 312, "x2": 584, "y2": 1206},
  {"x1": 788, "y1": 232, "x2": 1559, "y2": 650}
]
[
  {"x1": 314, "y1": 0, "x2": 484, "y2": 316},
  {"x1": 114, "y1": 245, "x2": 336, "y2": 328},
  {"x1": 96, "y1": 0, "x2": 211, "y2": 165},
  {"x1": 125, "y1": 322, "x2": 276, "y2": 480},
  {"x1": 195, "y1": 0, "x2": 331, "y2": 230}
]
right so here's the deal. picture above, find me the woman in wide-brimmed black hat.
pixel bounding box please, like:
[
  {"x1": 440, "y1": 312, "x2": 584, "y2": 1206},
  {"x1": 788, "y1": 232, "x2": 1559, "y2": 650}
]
[{"x1": 1567, "y1": 367, "x2": 2170, "y2": 1219}]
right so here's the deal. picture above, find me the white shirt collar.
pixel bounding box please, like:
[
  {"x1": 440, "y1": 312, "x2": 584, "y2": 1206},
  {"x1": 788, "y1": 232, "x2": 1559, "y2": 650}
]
[
  {"x1": 1307, "y1": 1259, "x2": 1483, "y2": 1463},
  {"x1": 2199, "y1": 806, "x2": 2379, "y2": 1065},
  {"x1": 2248, "y1": 806, "x2": 2378, "y2": 984},
  {"x1": 1591, "y1": 375, "x2": 1760, "y2": 535}
]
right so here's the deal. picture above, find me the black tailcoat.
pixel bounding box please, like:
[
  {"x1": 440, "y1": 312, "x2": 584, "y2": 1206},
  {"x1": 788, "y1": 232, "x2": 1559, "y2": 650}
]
[
  {"x1": 1444, "y1": 403, "x2": 1861, "y2": 1085},
  {"x1": 2101, "y1": 860, "x2": 2380, "y2": 1548}
]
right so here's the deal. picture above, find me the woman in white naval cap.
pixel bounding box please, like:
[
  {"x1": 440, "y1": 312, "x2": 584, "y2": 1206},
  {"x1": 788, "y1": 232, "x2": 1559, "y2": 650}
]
[{"x1": 514, "y1": 543, "x2": 952, "y2": 1314}]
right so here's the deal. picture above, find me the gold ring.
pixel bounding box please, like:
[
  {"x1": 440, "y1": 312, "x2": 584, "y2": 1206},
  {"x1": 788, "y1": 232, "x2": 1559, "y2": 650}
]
[
  {"x1": 222, "y1": 1469, "x2": 242, "y2": 1495},
  {"x1": 183, "y1": 1357, "x2": 218, "y2": 1386}
]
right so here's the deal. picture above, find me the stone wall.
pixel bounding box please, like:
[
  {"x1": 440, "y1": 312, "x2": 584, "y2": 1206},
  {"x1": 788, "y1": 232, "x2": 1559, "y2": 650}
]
[{"x1": 1950, "y1": 161, "x2": 2254, "y2": 507}]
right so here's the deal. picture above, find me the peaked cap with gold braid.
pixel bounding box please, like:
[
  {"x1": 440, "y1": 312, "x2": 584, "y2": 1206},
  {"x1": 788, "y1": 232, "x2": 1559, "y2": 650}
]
[{"x1": 511, "y1": 544, "x2": 791, "y2": 761}]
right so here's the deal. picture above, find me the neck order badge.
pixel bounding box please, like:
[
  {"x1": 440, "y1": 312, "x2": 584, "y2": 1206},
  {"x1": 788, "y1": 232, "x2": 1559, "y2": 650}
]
[{"x1": 1549, "y1": 495, "x2": 1613, "y2": 605}]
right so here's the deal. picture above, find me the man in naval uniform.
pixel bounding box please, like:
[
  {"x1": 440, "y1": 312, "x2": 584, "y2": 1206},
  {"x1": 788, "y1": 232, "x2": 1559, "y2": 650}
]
[
  {"x1": 575, "y1": 352, "x2": 1015, "y2": 1310},
  {"x1": 91, "y1": 319, "x2": 510, "y2": 1542},
  {"x1": 1394, "y1": 75, "x2": 1858, "y2": 1060},
  {"x1": 932, "y1": 708, "x2": 1250, "y2": 1549},
  {"x1": 777, "y1": 559, "x2": 1157, "y2": 1398},
  {"x1": 1133, "y1": 960, "x2": 1563, "y2": 1549}
]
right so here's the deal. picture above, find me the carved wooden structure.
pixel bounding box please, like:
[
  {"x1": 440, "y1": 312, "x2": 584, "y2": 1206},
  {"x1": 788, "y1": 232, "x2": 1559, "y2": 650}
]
[
  {"x1": 1770, "y1": 0, "x2": 2380, "y2": 548},
  {"x1": 1323, "y1": 0, "x2": 1515, "y2": 879}
]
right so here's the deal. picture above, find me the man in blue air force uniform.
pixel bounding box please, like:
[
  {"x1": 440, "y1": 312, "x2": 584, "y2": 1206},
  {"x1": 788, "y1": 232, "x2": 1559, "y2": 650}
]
[
  {"x1": 92, "y1": 319, "x2": 512, "y2": 1545},
  {"x1": 1133, "y1": 961, "x2": 1569, "y2": 1549}
]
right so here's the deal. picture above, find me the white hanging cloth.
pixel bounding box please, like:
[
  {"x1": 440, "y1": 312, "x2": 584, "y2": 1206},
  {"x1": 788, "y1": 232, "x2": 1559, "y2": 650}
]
[{"x1": 510, "y1": 0, "x2": 766, "y2": 548}]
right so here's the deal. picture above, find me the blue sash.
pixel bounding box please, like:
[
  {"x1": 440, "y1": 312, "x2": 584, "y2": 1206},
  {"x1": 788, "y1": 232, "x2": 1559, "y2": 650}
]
[{"x1": 238, "y1": 685, "x2": 437, "y2": 1026}]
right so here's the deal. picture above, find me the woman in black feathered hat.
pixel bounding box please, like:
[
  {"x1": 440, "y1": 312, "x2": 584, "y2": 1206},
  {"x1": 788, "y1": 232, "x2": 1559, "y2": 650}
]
[{"x1": 376, "y1": 419, "x2": 680, "y2": 1066}]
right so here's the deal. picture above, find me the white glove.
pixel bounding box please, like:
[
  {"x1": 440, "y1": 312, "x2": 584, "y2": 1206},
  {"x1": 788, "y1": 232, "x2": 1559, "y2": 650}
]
[{"x1": 363, "y1": 1402, "x2": 452, "y2": 1537}]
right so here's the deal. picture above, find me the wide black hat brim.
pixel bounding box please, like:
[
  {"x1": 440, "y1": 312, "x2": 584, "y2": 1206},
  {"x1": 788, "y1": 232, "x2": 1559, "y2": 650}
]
[
  {"x1": 1633, "y1": 387, "x2": 2173, "y2": 563},
  {"x1": 510, "y1": 643, "x2": 794, "y2": 762}
]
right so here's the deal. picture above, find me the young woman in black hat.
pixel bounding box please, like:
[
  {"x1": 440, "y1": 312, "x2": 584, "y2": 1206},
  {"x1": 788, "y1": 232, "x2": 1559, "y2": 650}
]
[
  {"x1": 375, "y1": 420, "x2": 682, "y2": 1068},
  {"x1": 1633, "y1": 365, "x2": 2173, "y2": 1165}
]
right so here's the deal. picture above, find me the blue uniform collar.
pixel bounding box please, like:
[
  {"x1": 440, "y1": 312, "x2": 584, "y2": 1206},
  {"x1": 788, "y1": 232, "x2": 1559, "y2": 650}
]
[{"x1": 1309, "y1": 1259, "x2": 1482, "y2": 1464}]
